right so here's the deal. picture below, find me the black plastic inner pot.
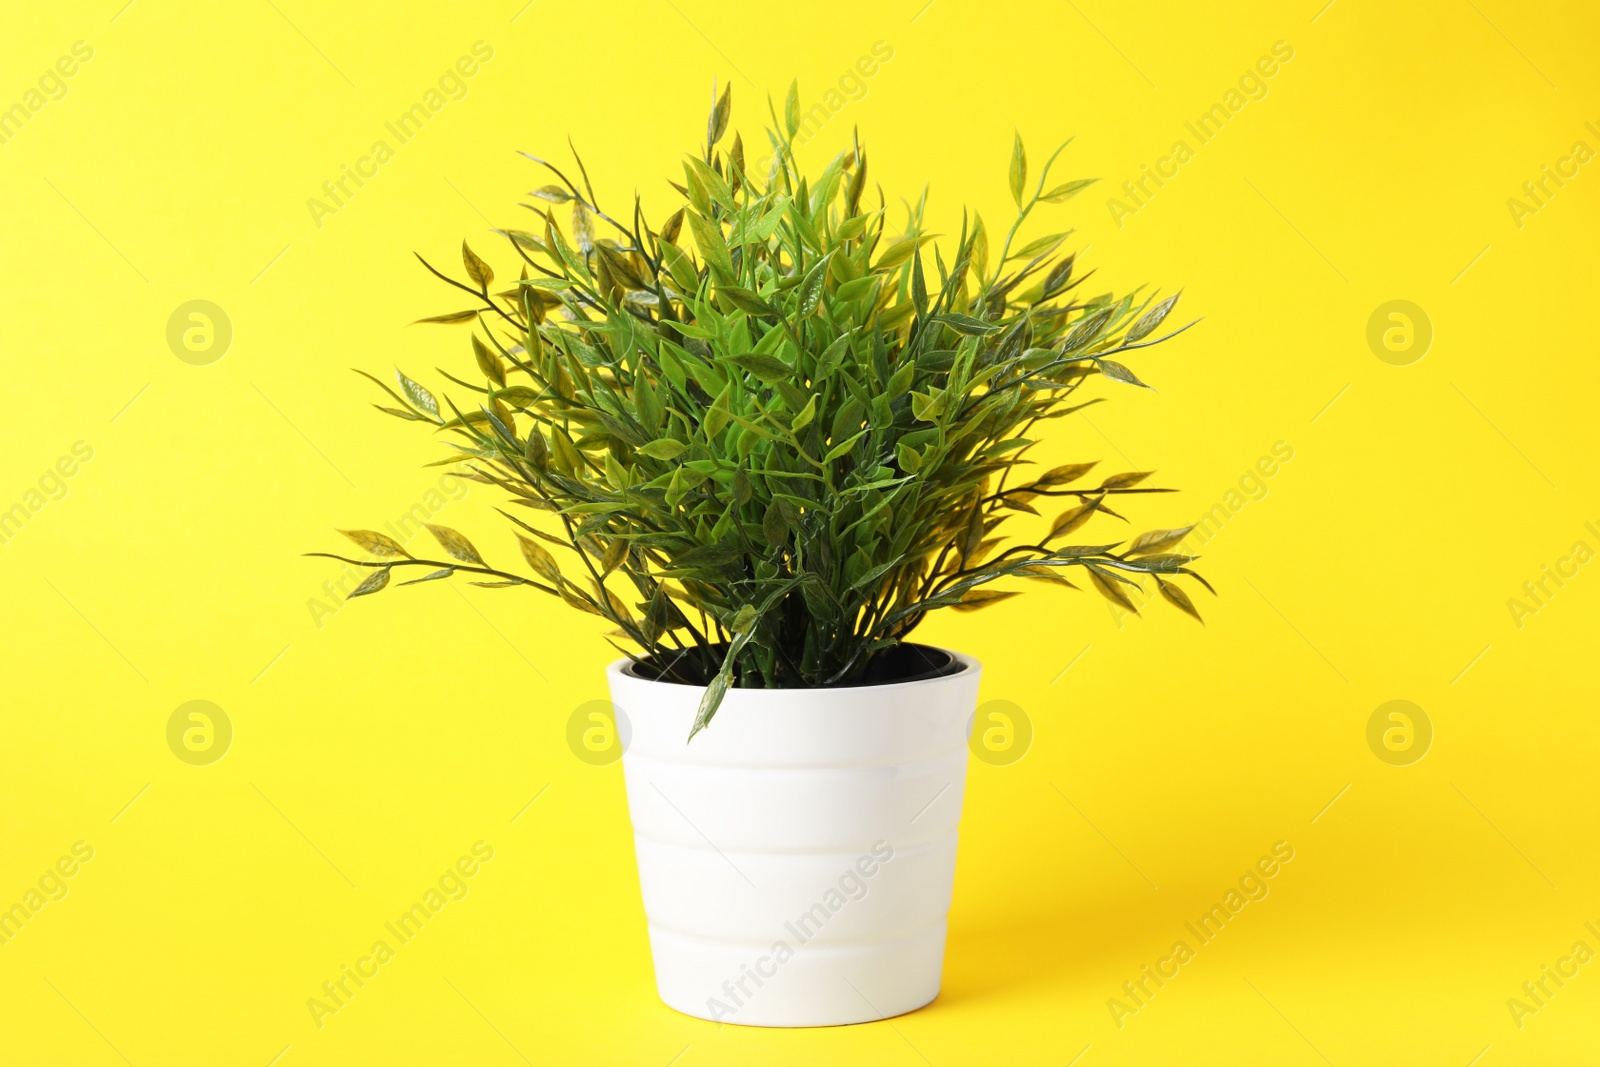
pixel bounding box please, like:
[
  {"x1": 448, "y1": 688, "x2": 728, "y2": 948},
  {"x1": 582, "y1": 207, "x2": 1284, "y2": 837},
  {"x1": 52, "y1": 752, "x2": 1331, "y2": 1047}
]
[{"x1": 624, "y1": 643, "x2": 965, "y2": 688}]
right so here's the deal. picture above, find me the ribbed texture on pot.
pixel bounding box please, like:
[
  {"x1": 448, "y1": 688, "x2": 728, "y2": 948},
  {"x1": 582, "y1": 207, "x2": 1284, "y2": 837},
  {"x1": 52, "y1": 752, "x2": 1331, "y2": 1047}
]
[{"x1": 609, "y1": 651, "x2": 980, "y2": 1027}]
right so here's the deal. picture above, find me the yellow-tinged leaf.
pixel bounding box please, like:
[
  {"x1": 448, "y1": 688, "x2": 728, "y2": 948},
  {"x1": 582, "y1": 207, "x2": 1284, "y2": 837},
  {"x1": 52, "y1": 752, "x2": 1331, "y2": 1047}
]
[
  {"x1": 704, "y1": 385, "x2": 731, "y2": 438},
  {"x1": 395, "y1": 370, "x2": 439, "y2": 420},
  {"x1": 790, "y1": 394, "x2": 817, "y2": 433},
  {"x1": 1047, "y1": 496, "x2": 1103, "y2": 540},
  {"x1": 1089, "y1": 568, "x2": 1139, "y2": 613},
  {"x1": 592, "y1": 578, "x2": 632, "y2": 620},
  {"x1": 412, "y1": 309, "x2": 479, "y2": 325},
  {"x1": 637, "y1": 438, "x2": 688, "y2": 461},
  {"x1": 1100, "y1": 359, "x2": 1151, "y2": 388},
  {"x1": 347, "y1": 568, "x2": 390, "y2": 598},
  {"x1": 1039, "y1": 178, "x2": 1097, "y2": 203},
  {"x1": 571, "y1": 201, "x2": 595, "y2": 255},
  {"x1": 561, "y1": 585, "x2": 603, "y2": 616},
  {"x1": 1015, "y1": 565, "x2": 1079, "y2": 588},
  {"x1": 601, "y1": 538, "x2": 629, "y2": 576},
  {"x1": 784, "y1": 79, "x2": 800, "y2": 137},
  {"x1": 952, "y1": 589, "x2": 1021, "y2": 612},
  {"x1": 688, "y1": 210, "x2": 734, "y2": 278},
  {"x1": 708, "y1": 83, "x2": 732, "y2": 145},
  {"x1": 462, "y1": 240, "x2": 493, "y2": 290},
  {"x1": 1100, "y1": 471, "x2": 1154, "y2": 490},
  {"x1": 1158, "y1": 577, "x2": 1203, "y2": 623},
  {"x1": 339, "y1": 529, "x2": 411, "y2": 558},
  {"x1": 1037, "y1": 462, "x2": 1097, "y2": 486},
  {"x1": 659, "y1": 207, "x2": 685, "y2": 244},
  {"x1": 518, "y1": 534, "x2": 560, "y2": 582},
  {"x1": 1127, "y1": 526, "x2": 1195, "y2": 555},
  {"x1": 529, "y1": 185, "x2": 572, "y2": 203},
  {"x1": 425, "y1": 524, "x2": 485, "y2": 566},
  {"x1": 1008, "y1": 132, "x2": 1027, "y2": 207},
  {"x1": 967, "y1": 536, "x2": 1004, "y2": 567},
  {"x1": 473, "y1": 336, "x2": 506, "y2": 387}
]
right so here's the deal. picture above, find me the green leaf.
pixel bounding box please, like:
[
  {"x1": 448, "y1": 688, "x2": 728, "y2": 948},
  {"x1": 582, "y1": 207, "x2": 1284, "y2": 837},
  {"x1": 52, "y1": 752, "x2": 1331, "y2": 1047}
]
[
  {"x1": 530, "y1": 185, "x2": 572, "y2": 203},
  {"x1": 912, "y1": 250, "x2": 929, "y2": 319},
  {"x1": 895, "y1": 440, "x2": 922, "y2": 472},
  {"x1": 722, "y1": 353, "x2": 792, "y2": 384},
  {"x1": 784, "y1": 80, "x2": 801, "y2": 138},
  {"x1": 708, "y1": 83, "x2": 732, "y2": 146},
  {"x1": 952, "y1": 589, "x2": 1020, "y2": 612},
  {"x1": 763, "y1": 499, "x2": 790, "y2": 544},
  {"x1": 910, "y1": 389, "x2": 947, "y2": 421},
  {"x1": 704, "y1": 384, "x2": 732, "y2": 438},
  {"x1": 1007, "y1": 233, "x2": 1071, "y2": 263},
  {"x1": 1008, "y1": 132, "x2": 1027, "y2": 208},
  {"x1": 824, "y1": 429, "x2": 867, "y2": 462},
  {"x1": 688, "y1": 210, "x2": 734, "y2": 278},
  {"x1": 799, "y1": 252, "x2": 834, "y2": 317},
  {"x1": 693, "y1": 670, "x2": 731, "y2": 737},
  {"x1": 1126, "y1": 292, "x2": 1181, "y2": 342},
  {"x1": 395, "y1": 370, "x2": 439, "y2": 420},
  {"x1": 637, "y1": 438, "x2": 688, "y2": 461},
  {"x1": 690, "y1": 602, "x2": 761, "y2": 738},
  {"x1": 814, "y1": 333, "x2": 854, "y2": 377},
  {"x1": 718, "y1": 286, "x2": 773, "y2": 316},
  {"x1": 936, "y1": 312, "x2": 1001, "y2": 335},
  {"x1": 1100, "y1": 359, "x2": 1151, "y2": 388},
  {"x1": 790, "y1": 394, "x2": 817, "y2": 433},
  {"x1": 835, "y1": 275, "x2": 881, "y2": 303}
]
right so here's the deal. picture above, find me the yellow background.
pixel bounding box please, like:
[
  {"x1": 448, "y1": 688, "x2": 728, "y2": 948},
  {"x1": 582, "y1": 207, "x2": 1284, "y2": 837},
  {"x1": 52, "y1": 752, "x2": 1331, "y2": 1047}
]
[{"x1": 4, "y1": 0, "x2": 1598, "y2": 1063}]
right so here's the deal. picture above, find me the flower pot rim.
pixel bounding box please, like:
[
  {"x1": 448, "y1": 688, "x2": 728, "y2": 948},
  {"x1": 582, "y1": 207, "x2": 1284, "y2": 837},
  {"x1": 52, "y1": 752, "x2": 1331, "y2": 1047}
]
[{"x1": 609, "y1": 642, "x2": 979, "y2": 696}]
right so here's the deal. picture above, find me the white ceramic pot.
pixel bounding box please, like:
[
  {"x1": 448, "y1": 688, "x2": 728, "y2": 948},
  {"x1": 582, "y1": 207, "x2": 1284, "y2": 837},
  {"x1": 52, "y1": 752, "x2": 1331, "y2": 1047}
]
[{"x1": 608, "y1": 647, "x2": 981, "y2": 1027}]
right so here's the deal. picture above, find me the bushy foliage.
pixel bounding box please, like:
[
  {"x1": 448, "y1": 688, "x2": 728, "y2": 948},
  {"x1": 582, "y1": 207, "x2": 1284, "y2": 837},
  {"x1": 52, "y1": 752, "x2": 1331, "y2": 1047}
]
[{"x1": 313, "y1": 84, "x2": 1209, "y2": 734}]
